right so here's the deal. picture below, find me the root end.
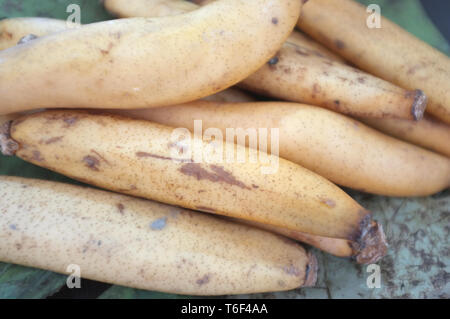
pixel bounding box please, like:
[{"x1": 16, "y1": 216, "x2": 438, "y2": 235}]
[
  {"x1": 411, "y1": 89, "x2": 427, "y2": 121},
  {"x1": 0, "y1": 120, "x2": 18, "y2": 156},
  {"x1": 353, "y1": 221, "x2": 388, "y2": 264},
  {"x1": 303, "y1": 251, "x2": 318, "y2": 287}
]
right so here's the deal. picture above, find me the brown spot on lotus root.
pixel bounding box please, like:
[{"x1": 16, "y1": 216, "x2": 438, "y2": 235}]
[
  {"x1": 335, "y1": 40, "x2": 346, "y2": 49},
  {"x1": 91, "y1": 150, "x2": 110, "y2": 165},
  {"x1": 272, "y1": 17, "x2": 278, "y2": 25},
  {"x1": 100, "y1": 42, "x2": 114, "y2": 56},
  {"x1": 32, "y1": 151, "x2": 44, "y2": 162},
  {"x1": 83, "y1": 155, "x2": 100, "y2": 171},
  {"x1": 179, "y1": 163, "x2": 251, "y2": 190},
  {"x1": 136, "y1": 151, "x2": 191, "y2": 163},
  {"x1": 117, "y1": 203, "x2": 125, "y2": 214},
  {"x1": 63, "y1": 117, "x2": 78, "y2": 127},
  {"x1": 196, "y1": 275, "x2": 210, "y2": 285},
  {"x1": 283, "y1": 265, "x2": 302, "y2": 277},
  {"x1": 43, "y1": 136, "x2": 63, "y2": 145}
]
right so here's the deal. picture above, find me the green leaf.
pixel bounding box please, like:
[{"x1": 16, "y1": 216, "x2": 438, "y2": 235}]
[
  {"x1": 0, "y1": 262, "x2": 66, "y2": 299},
  {"x1": 0, "y1": 0, "x2": 114, "y2": 23},
  {"x1": 357, "y1": 0, "x2": 450, "y2": 55},
  {"x1": 98, "y1": 285, "x2": 190, "y2": 299}
]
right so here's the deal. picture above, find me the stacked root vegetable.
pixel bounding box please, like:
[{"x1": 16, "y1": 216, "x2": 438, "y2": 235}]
[{"x1": 0, "y1": 0, "x2": 449, "y2": 296}]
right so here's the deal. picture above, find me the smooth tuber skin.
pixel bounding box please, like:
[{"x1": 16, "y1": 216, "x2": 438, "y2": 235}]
[
  {"x1": 118, "y1": 101, "x2": 450, "y2": 197},
  {"x1": 240, "y1": 42, "x2": 427, "y2": 120},
  {"x1": 0, "y1": 176, "x2": 317, "y2": 295},
  {"x1": 2, "y1": 110, "x2": 387, "y2": 259},
  {"x1": 103, "y1": 0, "x2": 428, "y2": 121},
  {"x1": 0, "y1": 0, "x2": 303, "y2": 115},
  {"x1": 229, "y1": 217, "x2": 387, "y2": 264},
  {"x1": 297, "y1": 0, "x2": 450, "y2": 125},
  {"x1": 361, "y1": 116, "x2": 450, "y2": 159},
  {"x1": 0, "y1": 17, "x2": 69, "y2": 50}
]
